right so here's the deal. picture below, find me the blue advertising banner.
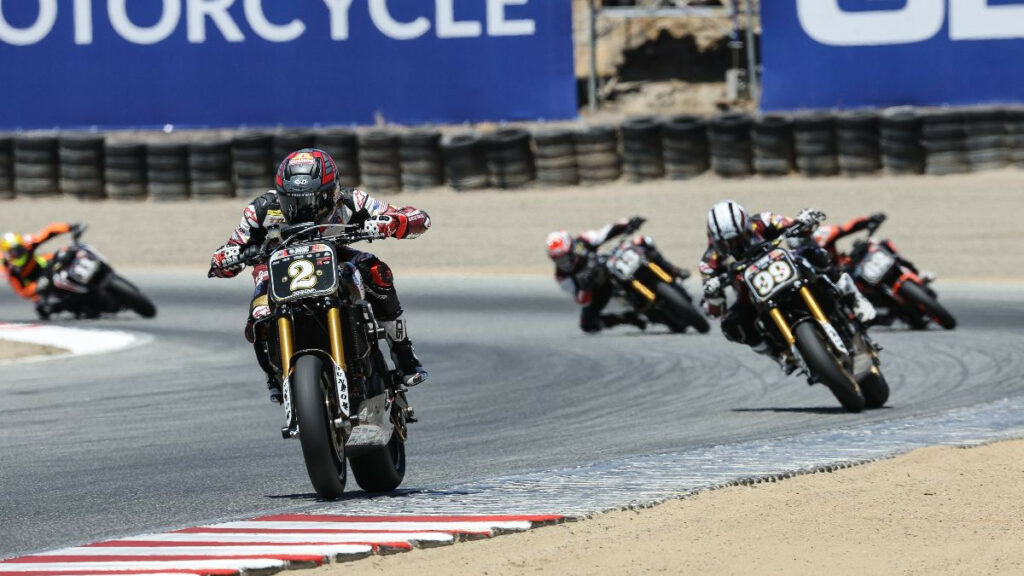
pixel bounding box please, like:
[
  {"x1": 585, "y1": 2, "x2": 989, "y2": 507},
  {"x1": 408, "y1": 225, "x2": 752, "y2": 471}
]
[
  {"x1": 761, "y1": 1, "x2": 1024, "y2": 111},
  {"x1": 0, "y1": 1, "x2": 575, "y2": 129}
]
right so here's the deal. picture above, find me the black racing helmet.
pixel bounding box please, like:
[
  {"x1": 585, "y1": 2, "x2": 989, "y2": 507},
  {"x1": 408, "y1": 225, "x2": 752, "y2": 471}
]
[{"x1": 274, "y1": 148, "x2": 339, "y2": 224}]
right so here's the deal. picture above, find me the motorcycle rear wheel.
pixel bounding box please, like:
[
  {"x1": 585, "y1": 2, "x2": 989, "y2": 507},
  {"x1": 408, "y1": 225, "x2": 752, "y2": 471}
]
[
  {"x1": 858, "y1": 368, "x2": 890, "y2": 409},
  {"x1": 349, "y1": 370, "x2": 406, "y2": 493},
  {"x1": 293, "y1": 354, "x2": 347, "y2": 499},
  {"x1": 104, "y1": 274, "x2": 157, "y2": 318},
  {"x1": 654, "y1": 282, "x2": 711, "y2": 334},
  {"x1": 793, "y1": 321, "x2": 865, "y2": 413},
  {"x1": 899, "y1": 281, "x2": 956, "y2": 330}
]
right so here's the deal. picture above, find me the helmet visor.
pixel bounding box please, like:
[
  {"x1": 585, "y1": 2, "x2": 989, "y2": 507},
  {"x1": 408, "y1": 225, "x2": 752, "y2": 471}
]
[{"x1": 278, "y1": 191, "x2": 318, "y2": 224}]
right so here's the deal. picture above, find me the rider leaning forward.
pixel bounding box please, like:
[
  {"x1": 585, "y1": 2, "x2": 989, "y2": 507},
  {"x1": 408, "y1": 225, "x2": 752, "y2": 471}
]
[
  {"x1": 1, "y1": 222, "x2": 83, "y2": 318},
  {"x1": 208, "y1": 149, "x2": 430, "y2": 403}
]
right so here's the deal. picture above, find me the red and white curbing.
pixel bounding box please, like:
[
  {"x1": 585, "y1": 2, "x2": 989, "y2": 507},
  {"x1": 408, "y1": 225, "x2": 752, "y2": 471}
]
[
  {"x1": 0, "y1": 513, "x2": 564, "y2": 575},
  {"x1": 0, "y1": 322, "x2": 145, "y2": 363}
]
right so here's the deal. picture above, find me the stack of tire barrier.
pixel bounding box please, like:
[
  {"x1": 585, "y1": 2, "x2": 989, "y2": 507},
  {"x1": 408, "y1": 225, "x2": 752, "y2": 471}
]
[
  {"x1": 964, "y1": 107, "x2": 1007, "y2": 172},
  {"x1": 231, "y1": 132, "x2": 274, "y2": 198},
  {"x1": 188, "y1": 140, "x2": 234, "y2": 199},
  {"x1": 146, "y1": 141, "x2": 189, "y2": 201},
  {"x1": 533, "y1": 128, "x2": 578, "y2": 187},
  {"x1": 879, "y1": 108, "x2": 925, "y2": 175},
  {"x1": 1008, "y1": 108, "x2": 1024, "y2": 168},
  {"x1": 272, "y1": 130, "x2": 315, "y2": 174},
  {"x1": 836, "y1": 110, "x2": 881, "y2": 177},
  {"x1": 314, "y1": 129, "x2": 360, "y2": 188},
  {"x1": 103, "y1": 141, "x2": 147, "y2": 200},
  {"x1": 358, "y1": 130, "x2": 402, "y2": 192},
  {"x1": 58, "y1": 134, "x2": 105, "y2": 200},
  {"x1": 574, "y1": 125, "x2": 621, "y2": 185},
  {"x1": 708, "y1": 113, "x2": 754, "y2": 178},
  {"x1": 661, "y1": 115, "x2": 709, "y2": 179},
  {"x1": 441, "y1": 132, "x2": 489, "y2": 191},
  {"x1": 481, "y1": 128, "x2": 534, "y2": 189},
  {"x1": 0, "y1": 135, "x2": 11, "y2": 199},
  {"x1": 922, "y1": 110, "x2": 968, "y2": 175},
  {"x1": 14, "y1": 135, "x2": 59, "y2": 197},
  {"x1": 752, "y1": 114, "x2": 794, "y2": 176},
  {"x1": 793, "y1": 112, "x2": 839, "y2": 177},
  {"x1": 621, "y1": 117, "x2": 664, "y2": 182},
  {"x1": 399, "y1": 129, "x2": 444, "y2": 190}
]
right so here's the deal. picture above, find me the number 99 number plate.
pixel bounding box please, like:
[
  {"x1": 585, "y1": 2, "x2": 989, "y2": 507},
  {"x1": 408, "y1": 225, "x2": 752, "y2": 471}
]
[
  {"x1": 744, "y1": 249, "x2": 798, "y2": 301},
  {"x1": 269, "y1": 243, "x2": 338, "y2": 302}
]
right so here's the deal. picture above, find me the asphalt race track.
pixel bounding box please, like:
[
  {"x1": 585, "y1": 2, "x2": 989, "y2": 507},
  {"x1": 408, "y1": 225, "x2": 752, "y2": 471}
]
[{"x1": 2, "y1": 273, "x2": 1023, "y2": 558}]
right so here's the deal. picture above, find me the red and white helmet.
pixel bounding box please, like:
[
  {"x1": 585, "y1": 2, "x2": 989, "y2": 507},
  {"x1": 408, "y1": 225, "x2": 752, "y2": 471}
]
[
  {"x1": 546, "y1": 230, "x2": 579, "y2": 270},
  {"x1": 707, "y1": 200, "x2": 751, "y2": 258}
]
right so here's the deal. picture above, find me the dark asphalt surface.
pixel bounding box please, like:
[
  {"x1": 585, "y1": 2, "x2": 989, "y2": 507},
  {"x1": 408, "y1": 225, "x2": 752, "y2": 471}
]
[{"x1": 1, "y1": 273, "x2": 1022, "y2": 558}]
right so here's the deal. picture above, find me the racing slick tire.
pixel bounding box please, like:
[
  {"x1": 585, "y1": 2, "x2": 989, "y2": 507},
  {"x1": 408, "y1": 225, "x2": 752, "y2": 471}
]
[
  {"x1": 293, "y1": 354, "x2": 348, "y2": 500},
  {"x1": 858, "y1": 368, "x2": 890, "y2": 409},
  {"x1": 898, "y1": 281, "x2": 957, "y2": 330},
  {"x1": 104, "y1": 274, "x2": 157, "y2": 318},
  {"x1": 794, "y1": 321, "x2": 865, "y2": 413},
  {"x1": 654, "y1": 282, "x2": 711, "y2": 334}
]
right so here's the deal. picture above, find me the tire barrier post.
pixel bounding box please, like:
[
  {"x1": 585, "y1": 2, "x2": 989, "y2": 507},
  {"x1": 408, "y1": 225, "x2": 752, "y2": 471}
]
[
  {"x1": 398, "y1": 129, "x2": 444, "y2": 190},
  {"x1": 922, "y1": 109, "x2": 969, "y2": 176},
  {"x1": 533, "y1": 128, "x2": 579, "y2": 187},
  {"x1": 481, "y1": 128, "x2": 534, "y2": 190},
  {"x1": 58, "y1": 133, "x2": 105, "y2": 200},
  {"x1": 621, "y1": 116, "x2": 665, "y2": 182},
  {"x1": 146, "y1": 141, "x2": 189, "y2": 201},
  {"x1": 0, "y1": 134, "x2": 12, "y2": 199},
  {"x1": 1008, "y1": 107, "x2": 1024, "y2": 169},
  {"x1": 188, "y1": 140, "x2": 235, "y2": 199},
  {"x1": 752, "y1": 114, "x2": 794, "y2": 177},
  {"x1": 964, "y1": 107, "x2": 1008, "y2": 172},
  {"x1": 836, "y1": 110, "x2": 881, "y2": 177},
  {"x1": 358, "y1": 130, "x2": 402, "y2": 193},
  {"x1": 793, "y1": 112, "x2": 839, "y2": 178},
  {"x1": 441, "y1": 132, "x2": 490, "y2": 191},
  {"x1": 314, "y1": 128, "x2": 360, "y2": 188},
  {"x1": 709, "y1": 112, "x2": 754, "y2": 178},
  {"x1": 880, "y1": 107, "x2": 925, "y2": 175},
  {"x1": 103, "y1": 141, "x2": 147, "y2": 200},
  {"x1": 662, "y1": 115, "x2": 709, "y2": 180},
  {"x1": 231, "y1": 132, "x2": 274, "y2": 198},
  {"x1": 574, "y1": 125, "x2": 621, "y2": 186},
  {"x1": 14, "y1": 134, "x2": 59, "y2": 198}
]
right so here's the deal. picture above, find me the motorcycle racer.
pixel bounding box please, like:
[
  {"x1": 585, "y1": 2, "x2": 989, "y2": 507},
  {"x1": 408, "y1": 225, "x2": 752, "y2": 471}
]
[
  {"x1": 1, "y1": 222, "x2": 82, "y2": 318},
  {"x1": 699, "y1": 200, "x2": 876, "y2": 371},
  {"x1": 814, "y1": 212, "x2": 936, "y2": 284},
  {"x1": 208, "y1": 148, "x2": 430, "y2": 403},
  {"x1": 546, "y1": 216, "x2": 690, "y2": 333}
]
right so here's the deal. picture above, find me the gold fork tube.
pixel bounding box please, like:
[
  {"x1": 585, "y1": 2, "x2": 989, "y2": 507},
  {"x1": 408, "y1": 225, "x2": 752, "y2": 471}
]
[
  {"x1": 799, "y1": 286, "x2": 829, "y2": 323},
  {"x1": 327, "y1": 307, "x2": 347, "y2": 372},
  {"x1": 278, "y1": 316, "x2": 294, "y2": 377},
  {"x1": 631, "y1": 280, "x2": 656, "y2": 301},
  {"x1": 769, "y1": 308, "x2": 796, "y2": 346},
  {"x1": 647, "y1": 263, "x2": 674, "y2": 283}
]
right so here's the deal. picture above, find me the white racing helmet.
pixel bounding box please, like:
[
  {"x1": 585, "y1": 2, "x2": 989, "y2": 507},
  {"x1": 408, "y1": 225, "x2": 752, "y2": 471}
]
[{"x1": 707, "y1": 200, "x2": 751, "y2": 258}]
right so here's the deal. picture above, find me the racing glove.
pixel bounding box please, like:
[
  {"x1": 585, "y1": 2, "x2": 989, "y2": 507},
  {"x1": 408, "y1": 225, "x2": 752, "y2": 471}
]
[
  {"x1": 363, "y1": 214, "x2": 409, "y2": 239},
  {"x1": 702, "y1": 276, "x2": 725, "y2": 318},
  {"x1": 869, "y1": 212, "x2": 887, "y2": 226},
  {"x1": 208, "y1": 244, "x2": 244, "y2": 278}
]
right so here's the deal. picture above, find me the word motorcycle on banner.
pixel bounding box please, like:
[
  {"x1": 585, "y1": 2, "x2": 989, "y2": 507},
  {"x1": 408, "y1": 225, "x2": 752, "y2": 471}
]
[
  {"x1": 761, "y1": 0, "x2": 1024, "y2": 111},
  {"x1": 0, "y1": 0, "x2": 575, "y2": 129}
]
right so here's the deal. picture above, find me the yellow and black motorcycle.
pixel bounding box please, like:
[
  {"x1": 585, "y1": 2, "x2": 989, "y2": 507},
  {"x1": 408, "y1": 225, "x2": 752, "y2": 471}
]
[
  {"x1": 223, "y1": 223, "x2": 412, "y2": 499},
  {"x1": 713, "y1": 221, "x2": 889, "y2": 412}
]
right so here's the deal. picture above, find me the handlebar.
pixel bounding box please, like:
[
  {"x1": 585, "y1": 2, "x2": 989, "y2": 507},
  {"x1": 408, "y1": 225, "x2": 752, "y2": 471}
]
[{"x1": 217, "y1": 222, "x2": 381, "y2": 270}]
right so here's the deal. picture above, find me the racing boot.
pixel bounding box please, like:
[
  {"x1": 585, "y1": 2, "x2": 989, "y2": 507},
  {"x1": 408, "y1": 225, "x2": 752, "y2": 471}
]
[
  {"x1": 836, "y1": 272, "x2": 877, "y2": 324},
  {"x1": 601, "y1": 311, "x2": 648, "y2": 331},
  {"x1": 383, "y1": 318, "x2": 428, "y2": 387}
]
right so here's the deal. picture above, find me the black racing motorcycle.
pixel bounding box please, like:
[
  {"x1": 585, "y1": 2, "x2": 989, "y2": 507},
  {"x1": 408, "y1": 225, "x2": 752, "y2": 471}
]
[
  {"x1": 712, "y1": 219, "x2": 889, "y2": 412},
  {"x1": 40, "y1": 226, "x2": 156, "y2": 320},
  {"x1": 217, "y1": 222, "x2": 412, "y2": 500},
  {"x1": 846, "y1": 216, "x2": 956, "y2": 330},
  {"x1": 598, "y1": 222, "x2": 710, "y2": 334}
]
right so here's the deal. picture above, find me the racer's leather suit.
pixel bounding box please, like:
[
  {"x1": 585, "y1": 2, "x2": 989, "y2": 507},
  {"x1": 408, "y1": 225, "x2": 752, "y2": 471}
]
[
  {"x1": 555, "y1": 219, "x2": 683, "y2": 333},
  {"x1": 209, "y1": 187, "x2": 430, "y2": 392}
]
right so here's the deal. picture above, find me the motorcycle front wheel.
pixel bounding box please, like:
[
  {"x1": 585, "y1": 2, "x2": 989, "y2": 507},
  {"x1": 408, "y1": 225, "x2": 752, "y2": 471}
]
[
  {"x1": 293, "y1": 354, "x2": 347, "y2": 499},
  {"x1": 654, "y1": 282, "x2": 711, "y2": 334},
  {"x1": 793, "y1": 321, "x2": 865, "y2": 413},
  {"x1": 104, "y1": 274, "x2": 157, "y2": 318}
]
